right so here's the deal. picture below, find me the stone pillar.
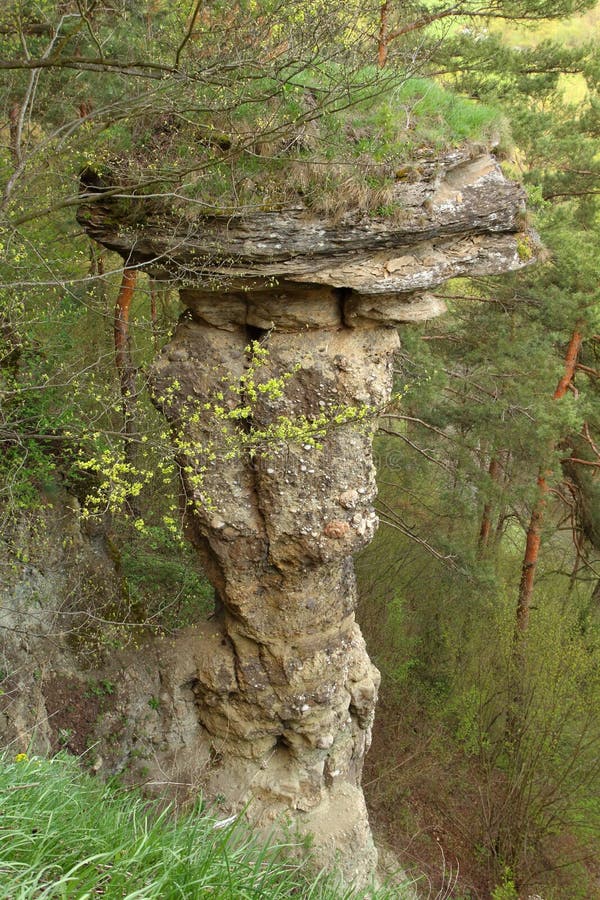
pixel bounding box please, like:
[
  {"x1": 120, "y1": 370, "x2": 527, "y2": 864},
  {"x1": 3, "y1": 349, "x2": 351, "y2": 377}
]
[{"x1": 149, "y1": 283, "x2": 399, "y2": 883}]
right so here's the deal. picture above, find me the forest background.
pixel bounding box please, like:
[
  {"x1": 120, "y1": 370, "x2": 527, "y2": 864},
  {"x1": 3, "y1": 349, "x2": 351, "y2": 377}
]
[{"x1": 1, "y1": 1, "x2": 600, "y2": 898}]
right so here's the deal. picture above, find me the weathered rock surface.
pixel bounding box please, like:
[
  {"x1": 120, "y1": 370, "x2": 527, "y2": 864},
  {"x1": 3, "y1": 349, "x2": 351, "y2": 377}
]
[
  {"x1": 78, "y1": 149, "x2": 529, "y2": 296},
  {"x1": 0, "y1": 147, "x2": 534, "y2": 887},
  {"x1": 0, "y1": 496, "x2": 127, "y2": 756},
  {"x1": 144, "y1": 317, "x2": 401, "y2": 882}
]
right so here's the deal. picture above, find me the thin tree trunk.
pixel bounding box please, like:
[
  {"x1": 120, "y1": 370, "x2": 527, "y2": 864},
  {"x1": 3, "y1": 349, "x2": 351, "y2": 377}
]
[
  {"x1": 88, "y1": 243, "x2": 105, "y2": 278},
  {"x1": 552, "y1": 328, "x2": 583, "y2": 401},
  {"x1": 478, "y1": 455, "x2": 501, "y2": 550},
  {"x1": 491, "y1": 451, "x2": 512, "y2": 546},
  {"x1": 146, "y1": 0, "x2": 161, "y2": 43},
  {"x1": 507, "y1": 326, "x2": 584, "y2": 746},
  {"x1": 567, "y1": 551, "x2": 582, "y2": 593},
  {"x1": 8, "y1": 101, "x2": 20, "y2": 164},
  {"x1": 515, "y1": 473, "x2": 547, "y2": 634},
  {"x1": 377, "y1": 2, "x2": 389, "y2": 68},
  {"x1": 114, "y1": 268, "x2": 139, "y2": 512},
  {"x1": 0, "y1": 313, "x2": 22, "y2": 373},
  {"x1": 149, "y1": 277, "x2": 159, "y2": 350},
  {"x1": 114, "y1": 267, "x2": 137, "y2": 428},
  {"x1": 515, "y1": 325, "x2": 583, "y2": 630},
  {"x1": 80, "y1": 100, "x2": 107, "y2": 304}
]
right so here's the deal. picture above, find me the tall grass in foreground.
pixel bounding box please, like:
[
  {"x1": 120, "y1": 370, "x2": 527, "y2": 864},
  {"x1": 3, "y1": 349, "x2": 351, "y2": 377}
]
[{"x1": 0, "y1": 753, "x2": 409, "y2": 899}]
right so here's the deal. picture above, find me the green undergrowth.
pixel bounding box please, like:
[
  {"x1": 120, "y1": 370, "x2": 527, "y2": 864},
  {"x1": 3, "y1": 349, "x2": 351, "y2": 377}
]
[
  {"x1": 92, "y1": 73, "x2": 507, "y2": 224},
  {"x1": 326, "y1": 75, "x2": 506, "y2": 157},
  {"x1": 119, "y1": 525, "x2": 215, "y2": 630},
  {"x1": 0, "y1": 754, "x2": 410, "y2": 899},
  {"x1": 266, "y1": 76, "x2": 507, "y2": 222}
]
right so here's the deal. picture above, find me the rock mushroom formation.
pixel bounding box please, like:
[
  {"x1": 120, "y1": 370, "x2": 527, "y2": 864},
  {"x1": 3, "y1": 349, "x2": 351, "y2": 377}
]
[{"x1": 78, "y1": 148, "x2": 533, "y2": 884}]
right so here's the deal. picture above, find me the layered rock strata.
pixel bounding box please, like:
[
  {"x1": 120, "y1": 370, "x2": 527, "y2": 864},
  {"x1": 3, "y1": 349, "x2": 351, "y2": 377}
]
[{"x1": 78, "y1": 149, "x2": 534, "y2": 884}]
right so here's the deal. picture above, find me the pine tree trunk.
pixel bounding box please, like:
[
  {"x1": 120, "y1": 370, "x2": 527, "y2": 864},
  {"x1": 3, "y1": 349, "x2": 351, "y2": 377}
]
[
  {"x1": 552, "y1": 328, "x2": 583, "y2": 401},
  {"x1": 377, "y1": 2, "x2": 389, "y2": 68},
  {"x1": 515, "y1": 473, "x2": 547, "y2": 634},
  {"x1": 515, "y1": 325, "x2": 583, "y2": 630},
  {"x1": 478, "y1": 456, "x2": 501, "y2": 550},
  {"x1": 114, "y1": 268, "x2": 139, "y2": 512},
  {"x1": 508, "y1": 327, "x2": 584, "y2": 745}
]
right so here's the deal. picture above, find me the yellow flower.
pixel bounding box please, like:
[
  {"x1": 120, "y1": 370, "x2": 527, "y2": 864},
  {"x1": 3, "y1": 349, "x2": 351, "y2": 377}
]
[{"x1": 14, "y1": 753, "x2": 28, "y2": 763}]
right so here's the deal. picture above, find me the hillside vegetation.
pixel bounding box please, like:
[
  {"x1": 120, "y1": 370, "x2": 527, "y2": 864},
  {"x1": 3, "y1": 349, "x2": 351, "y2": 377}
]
[{"x1": 2, "y1": 1, "x2": 600, "y2": 898}]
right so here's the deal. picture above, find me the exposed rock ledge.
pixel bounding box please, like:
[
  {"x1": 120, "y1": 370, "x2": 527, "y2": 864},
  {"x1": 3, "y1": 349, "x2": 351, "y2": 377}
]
[
  {"x1": 79, "y1": 149, "x2": 529, "y2": 316},
  {"x1": 74, "y1": 149, "x2": 533, "y2": 886}
]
